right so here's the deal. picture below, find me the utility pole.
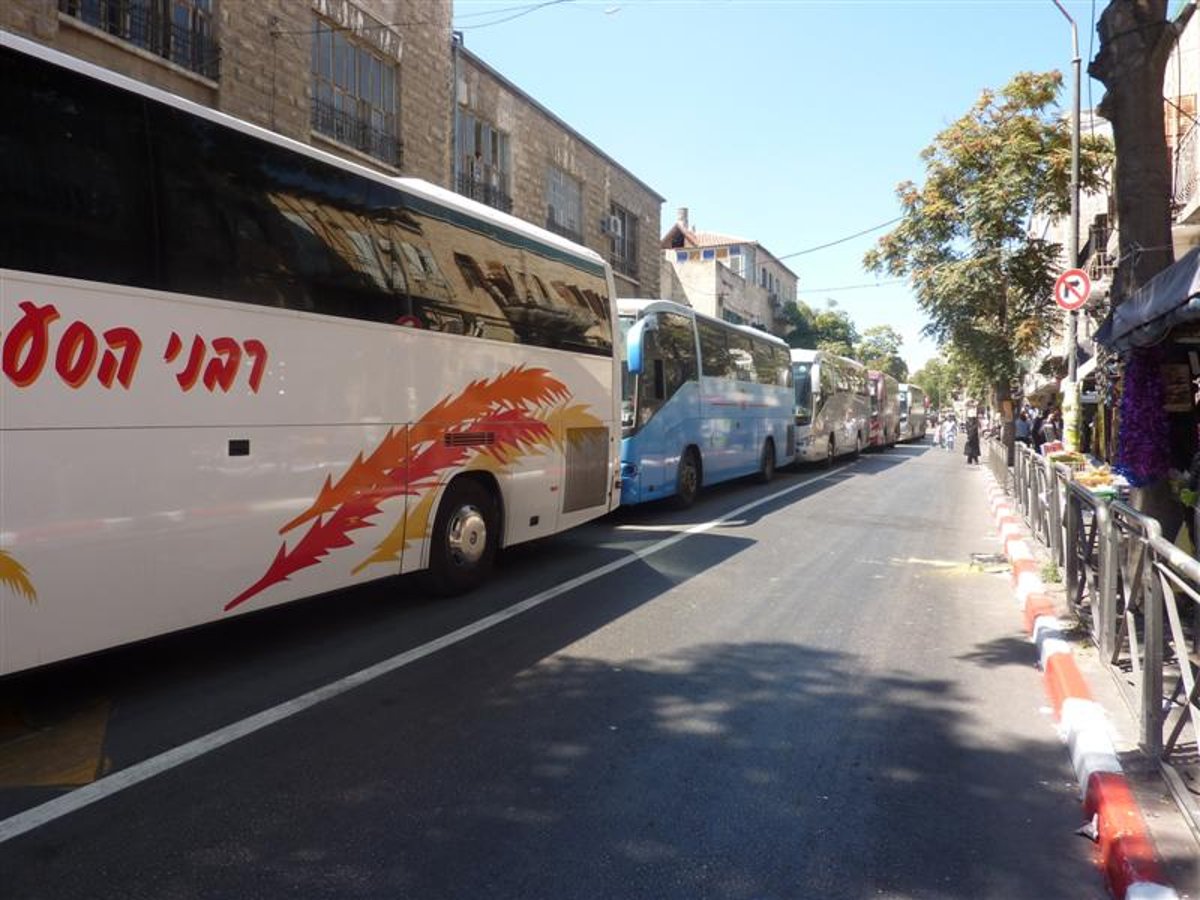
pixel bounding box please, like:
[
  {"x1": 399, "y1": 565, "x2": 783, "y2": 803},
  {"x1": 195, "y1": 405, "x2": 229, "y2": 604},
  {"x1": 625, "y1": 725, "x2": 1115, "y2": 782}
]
[{"x1": 1052, "y1": 0, "x2": 1082, "y2": 445}]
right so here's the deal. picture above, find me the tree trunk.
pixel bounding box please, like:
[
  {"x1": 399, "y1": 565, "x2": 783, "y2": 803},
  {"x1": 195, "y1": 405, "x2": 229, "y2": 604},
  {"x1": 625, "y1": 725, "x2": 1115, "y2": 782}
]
[
  {"x1": 1090, "y1": 0, "x2": 1181, "y2": 529},
  {"x1": 1090, "y1": 0, "x2": 1177, "y2": 295}
]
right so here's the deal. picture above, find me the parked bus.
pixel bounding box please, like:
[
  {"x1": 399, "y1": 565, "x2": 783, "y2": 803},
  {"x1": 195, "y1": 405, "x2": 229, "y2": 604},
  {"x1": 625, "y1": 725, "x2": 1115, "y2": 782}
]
[
  {"x1": 897, "y1": 383, "x2": 928, "y2": 442},
  {"x1": 619, "y1": 300, "x2": 794, "y2": 507},
  {"x1": 0, "y1": 32, "x2": 622, "y2": 676},
  {"x1": 867, "y1": 370, "x2": 902, "y2": 448},
  {"x1": 790, "y1": 349, "x2": 869, "y2": 464}
]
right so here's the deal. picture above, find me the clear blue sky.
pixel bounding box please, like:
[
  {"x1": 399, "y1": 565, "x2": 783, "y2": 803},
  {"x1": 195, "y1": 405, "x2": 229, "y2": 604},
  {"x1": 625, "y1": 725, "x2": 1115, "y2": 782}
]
[{"x1": 453, "y1": 0, "x2": 1105, "y2": 373}]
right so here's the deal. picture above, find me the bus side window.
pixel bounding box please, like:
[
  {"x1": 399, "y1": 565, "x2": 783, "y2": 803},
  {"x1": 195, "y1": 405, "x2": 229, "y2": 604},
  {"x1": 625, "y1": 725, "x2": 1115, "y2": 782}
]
[{"x1": 698, "y1": 320, "x2": 733, "y2": 380}]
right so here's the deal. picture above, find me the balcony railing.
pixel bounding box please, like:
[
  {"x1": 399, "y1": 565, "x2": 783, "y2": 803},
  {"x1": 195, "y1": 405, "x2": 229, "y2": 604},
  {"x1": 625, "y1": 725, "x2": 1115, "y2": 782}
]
[
  {"x1": 60, "y1": 0, "x2": 220, "y2": 79},
  {"x1": 456, "y1": 173, "x2": 513, "y2": 213},
  {"x1": 1173, "y1": 123, "x2": 1198, "y2": 214},
  {"x1": 312, "y1": 97, "x2": 403, "y2": 169}
]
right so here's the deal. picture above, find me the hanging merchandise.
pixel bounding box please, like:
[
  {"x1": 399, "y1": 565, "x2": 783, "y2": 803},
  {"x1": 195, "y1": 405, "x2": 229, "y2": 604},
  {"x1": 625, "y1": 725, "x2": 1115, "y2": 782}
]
[{"x1": 1114, "y1": 345, "x2": 1172, "y2": 487}]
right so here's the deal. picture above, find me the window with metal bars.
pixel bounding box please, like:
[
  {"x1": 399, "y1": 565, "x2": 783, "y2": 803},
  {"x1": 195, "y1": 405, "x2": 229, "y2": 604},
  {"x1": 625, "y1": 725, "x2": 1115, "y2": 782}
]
[
  {"x1": 609, "y1": 203, "x2": 638, "y2": 279},
  {"x1": 310, "y1": 16, "x2": 401, "y2": 168},
  {"x1": 59, "y1": 0, "x2": 218, "y2": 79}
]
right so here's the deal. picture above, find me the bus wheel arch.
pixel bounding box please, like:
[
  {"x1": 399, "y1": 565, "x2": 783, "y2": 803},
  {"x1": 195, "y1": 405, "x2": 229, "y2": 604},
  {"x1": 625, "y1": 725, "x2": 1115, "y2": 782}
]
[
  {"x1": 758, "y1": 437, "x2": 777, "y2": 483},
  {"x1": 674, "y1": 446, "x2": 702, "y2": 508},
  {"x1": 426, "y1": 473, "x2": 502, "y2": 596}
]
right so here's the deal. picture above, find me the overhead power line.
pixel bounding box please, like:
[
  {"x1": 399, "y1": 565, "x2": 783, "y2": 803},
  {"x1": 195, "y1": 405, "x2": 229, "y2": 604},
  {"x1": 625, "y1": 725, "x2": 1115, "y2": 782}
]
[
  {"x1": 777, "y1": 216, "x2": 902, "y2": 261},
  {"x1": 799, "y1": 279, "x2": 907, "y2": 293},
  {"x1": 457, "y1": 0, "x2": 576, "y2": 30}
]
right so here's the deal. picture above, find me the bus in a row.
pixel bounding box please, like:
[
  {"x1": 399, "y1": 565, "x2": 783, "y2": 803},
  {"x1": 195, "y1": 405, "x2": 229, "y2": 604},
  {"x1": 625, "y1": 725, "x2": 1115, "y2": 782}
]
[
  {"x1": 790, "y1": 349, "x2": 870, "y2": 464},
  {"x1": 898, "y1": 383, "x2": 928, "y2": 442},
  {"x1": 619, "y1": 300, "x2": 795, "y2": 507},
  {"x1": 1, "y1": 31, "x2": 625, "y2": 676},
  {"x1": 868, "y1": 370, "x2": 902, "y2": 448}
]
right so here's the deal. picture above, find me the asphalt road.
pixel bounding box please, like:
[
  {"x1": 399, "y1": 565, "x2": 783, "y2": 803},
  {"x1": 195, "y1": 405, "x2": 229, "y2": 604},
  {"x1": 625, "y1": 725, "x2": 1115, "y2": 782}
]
[{"x1": 0, "y1": 441, "x2": 1104, "y2": 899}]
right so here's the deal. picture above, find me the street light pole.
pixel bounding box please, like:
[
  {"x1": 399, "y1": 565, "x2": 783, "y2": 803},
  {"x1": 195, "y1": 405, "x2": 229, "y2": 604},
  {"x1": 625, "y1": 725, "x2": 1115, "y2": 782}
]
[{"x1": 1053, "y1": 0, "x2": 1082, "y2": 444}]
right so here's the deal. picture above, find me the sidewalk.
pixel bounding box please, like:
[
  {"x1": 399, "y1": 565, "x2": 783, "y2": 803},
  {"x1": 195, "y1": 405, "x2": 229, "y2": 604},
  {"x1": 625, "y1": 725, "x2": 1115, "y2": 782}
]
[{"x1": 982, "y1": 470, "x2": 1200, "y2": 900}]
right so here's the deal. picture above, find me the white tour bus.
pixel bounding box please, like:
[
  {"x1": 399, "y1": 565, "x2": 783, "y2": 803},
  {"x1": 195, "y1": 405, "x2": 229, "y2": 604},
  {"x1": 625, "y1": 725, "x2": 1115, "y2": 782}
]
[
  {"x1": 0, "y1": 32, "x2": 621, "y2": 676},
  {"x1": 898, "y1": 383, "x2": 928, "y2": 442},
  {"x1": 790, "y1": 349, "x2": 870, "y2": 464}
]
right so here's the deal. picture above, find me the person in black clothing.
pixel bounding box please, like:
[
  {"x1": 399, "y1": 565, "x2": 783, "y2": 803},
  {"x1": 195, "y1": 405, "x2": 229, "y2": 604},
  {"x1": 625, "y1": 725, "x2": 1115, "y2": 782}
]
[{"x1": 963, "y1": 416, "x2": 981, "y2": 465}]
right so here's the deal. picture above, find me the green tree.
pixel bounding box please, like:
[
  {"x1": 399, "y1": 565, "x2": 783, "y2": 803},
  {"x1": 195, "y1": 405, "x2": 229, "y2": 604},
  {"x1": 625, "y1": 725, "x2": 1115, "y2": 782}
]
[
  {"x1": 856, "y1": 325, "x2": 908, "y2": 381},
  {"x1": 784, "y1": 299, "x2": 859, "y2": 357},
  {"x1": 862, "y1": 71, "x2": 1112, "y2": 410}
]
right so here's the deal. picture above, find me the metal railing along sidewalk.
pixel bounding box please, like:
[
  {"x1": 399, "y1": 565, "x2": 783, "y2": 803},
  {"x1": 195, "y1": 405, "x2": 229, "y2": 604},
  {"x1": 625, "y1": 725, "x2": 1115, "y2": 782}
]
[{"x1": 995, "y1": 437, "x2": 1200, "y2": 766}]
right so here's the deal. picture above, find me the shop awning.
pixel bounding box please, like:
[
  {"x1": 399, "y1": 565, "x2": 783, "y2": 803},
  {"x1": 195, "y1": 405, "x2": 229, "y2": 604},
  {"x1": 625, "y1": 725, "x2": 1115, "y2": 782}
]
[{"x1": 1095, "y1": 246, "x2": 1200, "y2": 351}]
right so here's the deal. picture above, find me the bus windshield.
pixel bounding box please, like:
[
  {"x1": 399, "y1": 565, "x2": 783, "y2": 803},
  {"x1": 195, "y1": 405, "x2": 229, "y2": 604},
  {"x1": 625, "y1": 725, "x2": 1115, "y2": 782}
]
[{"x1": 793, "y1": 362, "x2": 813, "y2": 425}]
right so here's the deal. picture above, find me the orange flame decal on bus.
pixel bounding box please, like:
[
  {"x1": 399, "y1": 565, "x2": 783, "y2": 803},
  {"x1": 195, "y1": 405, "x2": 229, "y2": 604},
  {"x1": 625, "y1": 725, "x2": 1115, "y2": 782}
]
[
  {"x1": 226, "y1": 366, "x2": 578, "y2": 611},
  {"x1": 0, "y1": 550, "x2": 36, "y2": 603}
]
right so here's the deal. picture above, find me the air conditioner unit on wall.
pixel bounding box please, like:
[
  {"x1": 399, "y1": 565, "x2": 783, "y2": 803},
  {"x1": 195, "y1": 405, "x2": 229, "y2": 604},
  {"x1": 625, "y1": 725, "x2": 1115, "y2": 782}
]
[{"x1": 601, "y1": 214, "x2": 623, "y2": 237}]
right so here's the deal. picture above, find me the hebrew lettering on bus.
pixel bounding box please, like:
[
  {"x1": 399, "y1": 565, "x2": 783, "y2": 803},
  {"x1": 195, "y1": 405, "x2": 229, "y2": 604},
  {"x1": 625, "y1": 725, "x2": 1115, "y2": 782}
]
[
  {"x1": 2, "y1": 301, "x2": 267, "y2": 394},
  {"x1": 164, "y1": 332, "x2": 268, "y2": 393},
  {"x1": 3, "y1": 301, "x2": 143, "y2": 391}
]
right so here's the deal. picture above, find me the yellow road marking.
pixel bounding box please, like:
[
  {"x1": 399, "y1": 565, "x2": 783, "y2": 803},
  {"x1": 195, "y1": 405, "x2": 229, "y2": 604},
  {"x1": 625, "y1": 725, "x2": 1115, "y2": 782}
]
[{"x1": 0, "y1": 699, "x2": 110, "y2": 788}]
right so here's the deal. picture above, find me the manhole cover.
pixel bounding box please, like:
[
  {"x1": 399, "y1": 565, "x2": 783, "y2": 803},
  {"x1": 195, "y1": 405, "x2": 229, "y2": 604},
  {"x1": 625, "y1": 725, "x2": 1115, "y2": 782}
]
[{"x1": 971, "y1": 553, "x2": 1008, "y2": 566}]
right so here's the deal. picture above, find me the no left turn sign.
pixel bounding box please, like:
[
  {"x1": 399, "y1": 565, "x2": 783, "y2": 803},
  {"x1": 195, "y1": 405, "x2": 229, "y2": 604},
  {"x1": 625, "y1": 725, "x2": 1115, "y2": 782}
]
[{"x1": 1054, "y1": 268, "x2": 1091, "y2": 311}]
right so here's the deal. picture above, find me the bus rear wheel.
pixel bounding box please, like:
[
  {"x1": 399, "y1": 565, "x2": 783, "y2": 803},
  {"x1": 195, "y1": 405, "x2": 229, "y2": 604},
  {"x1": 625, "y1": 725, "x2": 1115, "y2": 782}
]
[
  {"x1": 674, "y1": 449, "x2": 701, "y2": 509},
  {"x1": 427, "y1": 478, "x2": 498, "y2": 596},
  {"x1": 758, "y1": 439, "x2": 777, "y2": 483}
]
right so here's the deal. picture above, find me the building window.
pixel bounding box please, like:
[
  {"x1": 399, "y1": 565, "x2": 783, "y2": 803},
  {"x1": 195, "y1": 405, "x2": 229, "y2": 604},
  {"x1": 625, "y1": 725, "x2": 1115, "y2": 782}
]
[
  {"x1": 60, "y1": 0, "x2": 218, "y2": 79},
  {"x1": 456, "y1": 109, "x2": 512, "y2": 213},
  {"x1": 546, "y1": 166, "x2": 583, "y2": 243},
  {"x1": 311, "y1": 17, "x2": 401, "y2": 167},
  {"x1": 609, "y1": 203, "x2": 638, "y2": 279}
]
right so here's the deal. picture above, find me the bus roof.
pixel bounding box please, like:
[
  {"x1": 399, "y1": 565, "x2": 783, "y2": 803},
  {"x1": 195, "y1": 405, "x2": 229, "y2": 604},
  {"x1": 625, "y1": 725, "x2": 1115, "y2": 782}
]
[
  {"x1": 0, "y1": 29, "x2": 606, "y2": 274},
  {"x1": 789, "y1": 348, "x2": 864, "y2": 369},
  {"x1": 616, "y1": 298, "x2": 788, "y2": 348}
]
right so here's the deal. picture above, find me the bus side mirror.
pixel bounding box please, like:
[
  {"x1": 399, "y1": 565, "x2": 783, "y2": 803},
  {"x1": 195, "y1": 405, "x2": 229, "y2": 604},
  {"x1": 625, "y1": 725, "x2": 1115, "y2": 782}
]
[{"x1": 626, "y1": 317, "x2": 648, "y2": 375}]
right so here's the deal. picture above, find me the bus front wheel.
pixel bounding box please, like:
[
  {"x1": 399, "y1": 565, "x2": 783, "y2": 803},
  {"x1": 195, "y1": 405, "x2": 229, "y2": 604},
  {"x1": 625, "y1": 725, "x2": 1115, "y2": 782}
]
[
  {"x1": 674, "y1": 449, "x2": 701, "y2": 509},
  {"x1": 427, "y1": 478, "x2": 498, "y2": 596}
]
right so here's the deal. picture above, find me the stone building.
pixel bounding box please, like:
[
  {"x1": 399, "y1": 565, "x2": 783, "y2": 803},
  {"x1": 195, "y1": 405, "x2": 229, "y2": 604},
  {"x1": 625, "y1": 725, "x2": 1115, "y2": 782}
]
[
  {"x1": 2, "y1": 0, "x2": 661, "y2": 291},
  {"x1": 452, "y1": 40, "x2": 664, "y2": 299},
  {"x1": 660, "y1": 208, "x2": 797, "y2": 336}
]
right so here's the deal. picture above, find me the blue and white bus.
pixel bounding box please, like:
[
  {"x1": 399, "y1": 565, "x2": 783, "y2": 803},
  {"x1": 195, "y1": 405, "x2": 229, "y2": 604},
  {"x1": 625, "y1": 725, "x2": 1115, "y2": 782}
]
[{"x1": 619, "y1": 299, "x2": 794, "y2": 507}]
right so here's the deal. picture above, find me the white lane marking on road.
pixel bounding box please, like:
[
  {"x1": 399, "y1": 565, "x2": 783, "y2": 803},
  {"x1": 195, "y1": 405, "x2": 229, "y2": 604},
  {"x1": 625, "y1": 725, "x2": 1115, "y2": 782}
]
[{"x1": 0, "y1": 467, "x2": 843, "y2": 844}]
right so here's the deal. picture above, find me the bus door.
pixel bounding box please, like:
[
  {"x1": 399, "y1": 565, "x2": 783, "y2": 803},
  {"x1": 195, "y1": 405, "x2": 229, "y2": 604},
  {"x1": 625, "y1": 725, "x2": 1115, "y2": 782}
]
[{"x1": 624, "y1": 311, "x2": 699, "y2": 499}]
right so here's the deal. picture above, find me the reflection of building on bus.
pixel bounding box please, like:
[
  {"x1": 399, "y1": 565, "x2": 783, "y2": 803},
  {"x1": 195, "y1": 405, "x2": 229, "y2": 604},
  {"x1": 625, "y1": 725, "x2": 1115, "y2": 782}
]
[
  {"x1": 0, "y1": 32, "x2": 623, "y2": 676},
  {"x1": 790, "y1": 350, "x2": 870, "y2": 463},
  {"x1": 867, "y1": 370, "x2": 901, "y2": 448},
  {"x1": 897, "y1": 383, "x2": 928, "y2": 442},
  {"x1": 619, "y1": 300, "x2": 795, "y2": 507}
]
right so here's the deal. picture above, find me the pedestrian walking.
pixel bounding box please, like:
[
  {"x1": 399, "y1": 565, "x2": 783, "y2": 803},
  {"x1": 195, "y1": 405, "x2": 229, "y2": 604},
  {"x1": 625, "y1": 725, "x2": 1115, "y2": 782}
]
[
  {"x1": 944, "y1": 416, "x2": 957, "y2": 452},
  {"x1": 963, "y1": 416, "x2": 981, "y2": 465},
  {"x1": 1015, "y1": 411, "x2": 1032, "y2": 446}
]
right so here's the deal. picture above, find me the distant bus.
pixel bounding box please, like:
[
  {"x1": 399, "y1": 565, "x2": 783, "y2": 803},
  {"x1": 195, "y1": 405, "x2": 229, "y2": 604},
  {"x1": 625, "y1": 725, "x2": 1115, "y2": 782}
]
[
  {"x1": 619, "y1": 300, "x2": 794, "y2": 507},
  {"x1": 0, "y1": 32, "x2": 622, "y2": 676},
  {"x1": 790, "y1": 349, "x2": 869, "y2": 464},
  {"x1": 898, "y1": 383, "x2": 928, "y2": 442},
  {"x1": 867, "y1": 370, "x2": 901, "y2": 448}
]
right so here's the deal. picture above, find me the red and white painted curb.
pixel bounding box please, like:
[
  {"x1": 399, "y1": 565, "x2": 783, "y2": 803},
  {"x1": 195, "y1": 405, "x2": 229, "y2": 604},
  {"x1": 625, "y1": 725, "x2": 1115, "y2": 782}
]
[{"x1": 984, "y1": 475, "x2": 1179, "y2": 900}]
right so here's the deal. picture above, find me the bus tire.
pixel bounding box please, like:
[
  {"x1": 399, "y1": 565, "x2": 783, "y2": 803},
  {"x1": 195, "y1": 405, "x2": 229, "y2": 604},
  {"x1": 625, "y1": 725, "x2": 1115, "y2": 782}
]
[
  {"x1": 674, "y1": 448, "x2": 701, "y2": 509},
  {"x1": 426, "y1": 477, "x2": 498, "y2": 596},
  {"x1": 758, "y1": 439, "x2": 777, "y2": 483}
]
